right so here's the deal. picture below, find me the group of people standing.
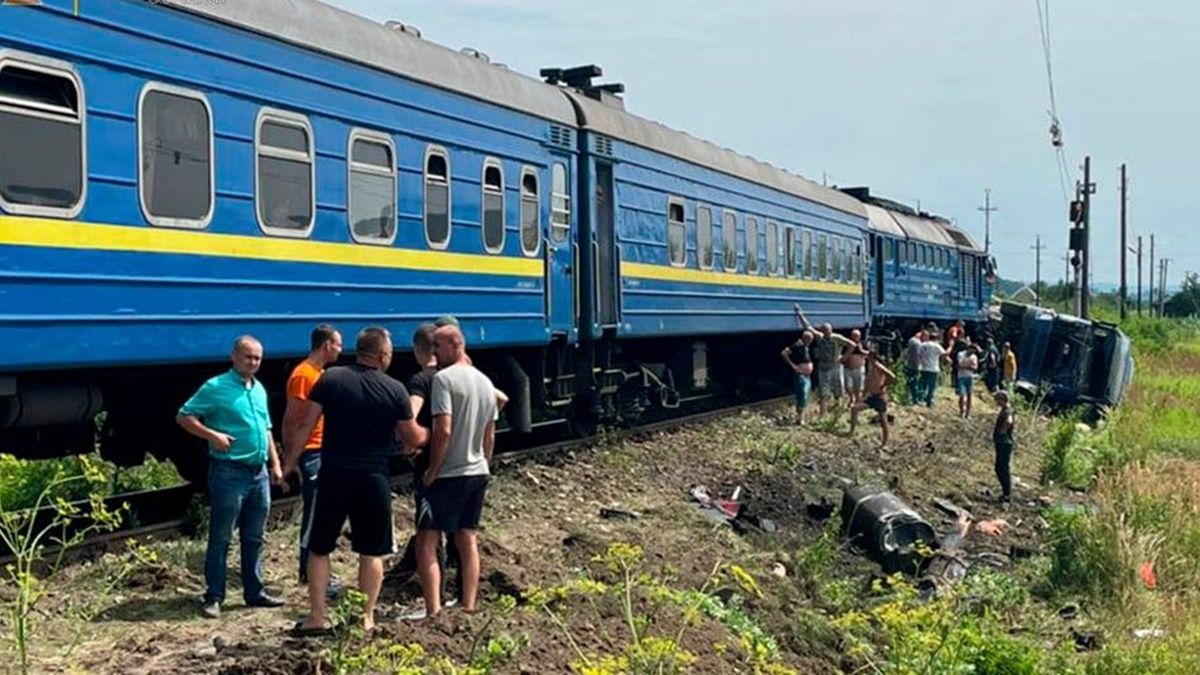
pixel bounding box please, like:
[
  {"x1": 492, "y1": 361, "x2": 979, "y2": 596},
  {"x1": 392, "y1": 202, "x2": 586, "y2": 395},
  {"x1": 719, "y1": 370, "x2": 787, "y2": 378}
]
[
  {"x1": 780, "y1": 307, "x2": 897, "y2": 449},
  {"x1": 176, "y1": 318, "x2": 499, "y2": 633},
  {"x1": 782, "y1": 315, "x2": 1020, "y2": 503}
]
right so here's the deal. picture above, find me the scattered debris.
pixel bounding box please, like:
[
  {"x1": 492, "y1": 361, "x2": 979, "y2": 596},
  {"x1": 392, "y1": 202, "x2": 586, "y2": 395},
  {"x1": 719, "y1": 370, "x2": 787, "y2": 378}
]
[
  {"x1": 1072, "y1": 627, "x2": 1103, "y2": 652},
  {"x1": 1139, "y1": 561, "x2": 1157, "y2": 590},
  {"x1": 933, "y1": 497, "x2": 964, "y2": 518},
  {"x1": 771, "y1": 563, "x2": 787, "y2": 578},
  {"x1": 1058, "y1": 603, "x2": 1080, "y2": 621},
  {"x1": 1133, "y1": 628, "x2": 1166, "y2": 640},
  {"x1": 599, "y1": 506, "x2": 641, "y2": 521},
  {"x1": 975, "y1": 519, "x2": 1011, "y2": 537},
  {"x1": 523, "y1": 470, "x2": 541, "y2": 487},
  {"x1": 840, "y1": 485, "x2": 938, "y2": 575},
  {"x1": 805, "y1": 498, "x2": 835, "y2": 522}
]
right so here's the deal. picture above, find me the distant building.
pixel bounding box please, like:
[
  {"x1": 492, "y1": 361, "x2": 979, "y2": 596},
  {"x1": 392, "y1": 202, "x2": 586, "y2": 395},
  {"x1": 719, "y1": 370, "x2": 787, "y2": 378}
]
[{"x1": 1010, "y1": 285, "x2": 1039, "y2": 305}]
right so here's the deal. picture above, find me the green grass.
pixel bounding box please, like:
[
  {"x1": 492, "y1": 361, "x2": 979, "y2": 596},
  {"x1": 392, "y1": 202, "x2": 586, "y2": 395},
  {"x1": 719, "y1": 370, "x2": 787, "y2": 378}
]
[{"x1": 1040, "y1": 318, "x2": 1200, "y2": 669}]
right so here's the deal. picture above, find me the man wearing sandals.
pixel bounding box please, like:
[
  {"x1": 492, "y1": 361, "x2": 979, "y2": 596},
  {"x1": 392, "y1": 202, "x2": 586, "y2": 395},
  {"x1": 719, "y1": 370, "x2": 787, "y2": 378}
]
[{"x1": 283, "y1": 326, "x2": 427, "y2": 634}]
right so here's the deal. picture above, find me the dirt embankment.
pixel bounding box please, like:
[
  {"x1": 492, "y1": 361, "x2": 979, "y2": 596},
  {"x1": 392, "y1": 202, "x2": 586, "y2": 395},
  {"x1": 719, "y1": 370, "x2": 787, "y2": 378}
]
[{"x1": 35, "y1": 390, "x2": 1054, "y2": 673}]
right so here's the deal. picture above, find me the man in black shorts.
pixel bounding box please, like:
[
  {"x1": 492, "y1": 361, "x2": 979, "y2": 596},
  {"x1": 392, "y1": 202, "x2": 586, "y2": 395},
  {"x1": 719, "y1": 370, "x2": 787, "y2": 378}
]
[
  {"x1": 414, "y1": 324, "x2": 497, "y2": 618},
  {"x1": 283, "y1": 326, "x2": 427, "y2": 634},
  {"x1": 850, "y1": 348, "x2": 896, "y2": 450}
]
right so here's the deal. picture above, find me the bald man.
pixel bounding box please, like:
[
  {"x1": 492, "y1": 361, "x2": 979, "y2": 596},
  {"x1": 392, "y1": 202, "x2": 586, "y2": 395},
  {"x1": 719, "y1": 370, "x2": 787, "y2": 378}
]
[
  {"x1": 412, "y1": 324, "x2": 497, "y2": 619},
  {"x1": 177, "y1": 336, "x2": 284, "y2": 619}
]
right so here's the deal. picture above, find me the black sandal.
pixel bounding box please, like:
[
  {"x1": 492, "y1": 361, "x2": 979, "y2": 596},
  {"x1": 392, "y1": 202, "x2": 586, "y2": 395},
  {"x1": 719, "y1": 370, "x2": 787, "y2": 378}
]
[{"x1": 290, "y1": 621, "x2": 332, "y2": 638}]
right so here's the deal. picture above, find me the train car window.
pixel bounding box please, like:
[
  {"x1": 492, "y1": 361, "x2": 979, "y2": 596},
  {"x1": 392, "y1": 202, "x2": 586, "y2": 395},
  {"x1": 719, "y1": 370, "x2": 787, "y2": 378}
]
[
  {"x1": 850, "y1": 242, "x2": 860, "y2": 282},
  {"x1": 667, "y1": 199, "x2": 686, "y2": 266},
  {"x1": 766, "y1": 221, "x2": 779, "y2": 274},
  {"x1": 550, "y1": 162, "x2": 569, "y2": 243},
  {"x1": 481, "y1": 159, "x2": 505, "y2": 254},
  {"x1": 817, "y1": 234, "x2": 828, "y2": 280},
  {"x1": 846, "y1": 241, "x2": 855, "y2": 282},
  {"x1": 833, "y1": 237, "x2": 844, "y2": 282},
  {"x1": 139, "y1": 84, "x2": 212, "y2": 228},
  {"x1": 348, "y1": 131, "x2": 397, "y2": 245},
  {"x1": 520, "y1": 167, "x2": 540, "y2": 257},
  {"x1": 424, "y1": 147, "x2": 451, "y2": 248},
  {"x1": 908, "y1": 242, "x2": 917, "y2": 266},
  {"x1": 256, "y1": 110, "x2": 314, "y2": 237},
  {"x1": 745, "y1": 216, "x2": 759, "y2": 274},
  {"x1": 0, "y1": 56, "x2": 85, "y2": 217},
  {"x1": 722, "y1": 210, "x2": 737, "y2": 272},
  {"x1": 807, "y1": 231, "x2": 818, "y2": 279},
  {"x1": 784, "y1": 227, "x2": 797, "y2": 277},
  {"x1": 898, "y1": 240, "x2": 906, "y2": 264},
  {"x1": 696, "y1": 205, "x2": 714, "y2": 269},
  {"x1": 801, "y1": 229, "x2": 813, "y2": 278}
]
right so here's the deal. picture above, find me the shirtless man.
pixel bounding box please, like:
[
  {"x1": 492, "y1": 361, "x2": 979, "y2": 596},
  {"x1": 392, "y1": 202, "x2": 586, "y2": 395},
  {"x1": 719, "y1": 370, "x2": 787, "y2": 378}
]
[
  {"x1": 850, "y1": 347, "x2": 897, "y2": 450},
  {"x1": 841, "y1": 329, "x2": 869, "y2": 407}
]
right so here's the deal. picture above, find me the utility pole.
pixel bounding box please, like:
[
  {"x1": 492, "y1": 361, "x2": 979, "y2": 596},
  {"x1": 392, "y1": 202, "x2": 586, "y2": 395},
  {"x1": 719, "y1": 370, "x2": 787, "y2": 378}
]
[
  {"x1": 1135, "y1": 235, "x2": 1143, "y2": 317},
  {"x1": 1149, "y1": 234, "x2": 1156, "y2": 316},
  {"x1": 1031, "y1": 237, "x2": 1045, "y2": 306},
  {"x1": 1063, "y1": 253, "x2": 1072, "y2": 308},
  {"x1": 977, "y1": 189, "x2": 997, "y2": 254},
  {"x1": 1119, "y1": 163, "x2": 1128, "y2": 320},
  {"x1": 1160, "y1": 259, "x2": 1171, "y2": 316},
  {"x1": 1080, "y1": 156, "x2": 1094, "y2": 319}
]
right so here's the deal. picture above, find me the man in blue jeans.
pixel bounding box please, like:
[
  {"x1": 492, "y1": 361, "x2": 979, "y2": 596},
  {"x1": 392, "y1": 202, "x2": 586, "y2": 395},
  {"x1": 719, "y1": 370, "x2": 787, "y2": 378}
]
[
  {"x1": 177, "y1": 335, "x2": 285, "y2": 619},
  {"x1": 282, "y1": 324, "x2": 343, "y2": 596}
]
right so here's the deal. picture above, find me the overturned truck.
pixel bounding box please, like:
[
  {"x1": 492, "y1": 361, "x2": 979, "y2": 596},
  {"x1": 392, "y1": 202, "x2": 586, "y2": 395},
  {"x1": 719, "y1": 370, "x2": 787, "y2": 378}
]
[{"x1": 997, "y1": 301, "x2": 1134, "y2": 414}]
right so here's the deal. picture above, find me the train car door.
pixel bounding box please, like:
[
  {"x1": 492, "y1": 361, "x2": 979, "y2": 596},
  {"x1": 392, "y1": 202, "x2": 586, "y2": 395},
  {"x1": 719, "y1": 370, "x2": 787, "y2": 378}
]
[
  {"x1": 546, "y1": 159, "x2": 575, "y2": 336},
  {"x1": 874, "y1": 234, "x2": 886, "y2": 306},
  {"x1": 595, "y1": 162, "x2": 619, "y2": 327}
]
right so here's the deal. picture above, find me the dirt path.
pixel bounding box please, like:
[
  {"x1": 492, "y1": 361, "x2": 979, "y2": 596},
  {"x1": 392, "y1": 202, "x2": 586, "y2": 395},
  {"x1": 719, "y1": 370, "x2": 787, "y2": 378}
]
[{"x1": 28, "y1": 387, "x2": 1056, "y2": 673}]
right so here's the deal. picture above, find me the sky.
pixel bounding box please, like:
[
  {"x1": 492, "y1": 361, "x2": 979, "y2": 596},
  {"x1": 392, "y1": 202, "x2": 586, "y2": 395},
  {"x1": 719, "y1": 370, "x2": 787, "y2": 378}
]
[{"x1": 329, "y1": 0, "x2": 1198, "y2": 287}]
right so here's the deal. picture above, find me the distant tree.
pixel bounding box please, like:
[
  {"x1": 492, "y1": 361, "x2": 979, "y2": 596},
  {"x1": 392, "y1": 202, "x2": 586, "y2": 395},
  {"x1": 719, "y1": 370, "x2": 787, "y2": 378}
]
[{"x1": 1164, "y1": 272, "x2": 1200, "y2": 318}]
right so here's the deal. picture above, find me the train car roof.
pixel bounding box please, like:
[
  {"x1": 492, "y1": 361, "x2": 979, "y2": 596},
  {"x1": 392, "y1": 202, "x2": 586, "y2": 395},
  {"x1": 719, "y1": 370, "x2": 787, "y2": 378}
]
[
  {"x1": 563, "y1": 91, "x2": 867, "y2": 219},
  {"x1": 937, "y1": 221, "x2": 985, "y2": 253},
  {"x1": 888, "y1": 211, "x2": 958, "y2": 247},
  {"x1": 158, "y1": 0, "x2": 577, "y2": 126},
  {"x1": 863, "y1": 204, "x2": 907, "y2": 238}
]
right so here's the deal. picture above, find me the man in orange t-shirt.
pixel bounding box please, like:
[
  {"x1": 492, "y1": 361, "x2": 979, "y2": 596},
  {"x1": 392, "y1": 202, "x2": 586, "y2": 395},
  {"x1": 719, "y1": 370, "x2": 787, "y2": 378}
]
[{"x1": 283, "y1": 324, "x2": 342, "y2": 587}]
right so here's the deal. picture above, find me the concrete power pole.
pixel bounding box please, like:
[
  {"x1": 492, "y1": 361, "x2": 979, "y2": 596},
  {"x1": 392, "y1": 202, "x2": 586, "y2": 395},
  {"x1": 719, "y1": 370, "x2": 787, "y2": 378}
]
[
  {"x1": 1149, "y1": 234, "x2": 1156, "y2": 317},
  {"x1": 1160, "y1": 259, "x2": 1171, "y2": 316},
  {"x1": 1135, "y1": 235, "x2": 1143, "y2": 317},
  {"x1": 1080, "y1": 156, "x2": 1094, "y2": 319},
  {"x1": 1031, "y1": 237, "x2": 1045, "y2": 306},
  {"x1": 977, "y1": 189, "x2": 997, "y2": 254},
  {"x1": 1119, "y1": 163, "x2": 1128, "y2": 320}
]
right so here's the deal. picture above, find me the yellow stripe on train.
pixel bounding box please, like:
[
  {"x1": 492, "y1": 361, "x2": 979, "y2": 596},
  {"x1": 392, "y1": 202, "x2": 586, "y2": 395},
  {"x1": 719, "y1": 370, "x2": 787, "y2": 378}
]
[
  {"x1": 0, "y1": 216, "x2": 543, "y2": 277},
  {"x1": 622, "y1": 262, "x2": 862, "y2": 295}
]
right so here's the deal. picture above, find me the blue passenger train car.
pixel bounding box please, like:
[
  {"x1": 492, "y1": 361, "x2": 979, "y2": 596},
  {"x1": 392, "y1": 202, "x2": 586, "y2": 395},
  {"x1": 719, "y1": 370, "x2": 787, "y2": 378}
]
[
  {"x1": 0, "y1": 0, "x2": 998, "y2": 473},
  {"x1": 849, "y1": 190, "x2": 994, "y2": 335}
]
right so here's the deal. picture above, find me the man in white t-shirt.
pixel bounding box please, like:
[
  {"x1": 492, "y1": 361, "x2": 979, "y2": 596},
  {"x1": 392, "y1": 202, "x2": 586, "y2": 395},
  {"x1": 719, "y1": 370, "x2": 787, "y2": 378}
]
[
  {"x1": 917, "y1": 332, "x2": 947, "y2": 407},
  {"x1": 955, "y1": 337, "x2": 980, "y2": 418}
]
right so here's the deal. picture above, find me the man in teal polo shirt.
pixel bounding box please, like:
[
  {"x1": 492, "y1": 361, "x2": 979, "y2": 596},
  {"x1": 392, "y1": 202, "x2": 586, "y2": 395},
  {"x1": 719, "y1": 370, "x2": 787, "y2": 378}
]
[{"x1": 177, "y1": 335, "x2": 285, "y2": 618}]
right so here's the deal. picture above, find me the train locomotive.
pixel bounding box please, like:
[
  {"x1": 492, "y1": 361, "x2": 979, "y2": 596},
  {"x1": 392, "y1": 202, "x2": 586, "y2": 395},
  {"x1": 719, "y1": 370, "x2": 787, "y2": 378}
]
[{"x1": 0, "y1": 0, "x2": 994, "y2": 480}]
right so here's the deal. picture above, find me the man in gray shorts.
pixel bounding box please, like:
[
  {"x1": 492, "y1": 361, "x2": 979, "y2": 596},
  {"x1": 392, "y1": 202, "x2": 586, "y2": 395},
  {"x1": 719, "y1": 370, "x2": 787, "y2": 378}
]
[
  {"x1": 796, "y1": 306, "x2": 854, "y2": 418},
  {"x1": 414, "y1": 324, "x2": 497, "y2": 618}
]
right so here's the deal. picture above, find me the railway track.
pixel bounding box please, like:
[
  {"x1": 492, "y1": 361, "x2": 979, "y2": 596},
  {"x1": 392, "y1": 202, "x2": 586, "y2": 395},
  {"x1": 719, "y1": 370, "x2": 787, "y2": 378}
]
[{"x1": 1, "y1": 395, "x2": 790, "y2": 568}]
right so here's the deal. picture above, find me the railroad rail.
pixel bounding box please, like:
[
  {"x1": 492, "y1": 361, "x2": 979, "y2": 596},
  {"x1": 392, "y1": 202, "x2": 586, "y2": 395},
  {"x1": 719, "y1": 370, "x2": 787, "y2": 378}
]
[{"x1": 0, "y1": 395, "x2": 790, "y2": 568}]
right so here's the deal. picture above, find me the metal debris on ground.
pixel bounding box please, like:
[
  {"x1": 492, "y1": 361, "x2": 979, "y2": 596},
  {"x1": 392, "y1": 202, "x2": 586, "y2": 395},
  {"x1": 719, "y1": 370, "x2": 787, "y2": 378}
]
[
  {"x1": 688, "y1": 484, "x2": 776, "y2": 534},
  {"x1": 599, "y1": 506, "x2": 641, "y2": 520},
  {"x1": 840, "y1": 485, "x2": 939, "y2": 575}
]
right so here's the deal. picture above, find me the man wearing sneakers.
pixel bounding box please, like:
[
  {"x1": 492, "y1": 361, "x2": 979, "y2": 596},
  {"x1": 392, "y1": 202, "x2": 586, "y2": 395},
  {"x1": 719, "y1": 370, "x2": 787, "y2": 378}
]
[
  {"x1": 282, "y1": 324, "x2": 343, "y2": 597},
  {"x1": 414, "y1": 324, "x2": 498, "y2": 619},
  {"x1": 284, "y1": 327, "x2": 428, "y2": 634}
]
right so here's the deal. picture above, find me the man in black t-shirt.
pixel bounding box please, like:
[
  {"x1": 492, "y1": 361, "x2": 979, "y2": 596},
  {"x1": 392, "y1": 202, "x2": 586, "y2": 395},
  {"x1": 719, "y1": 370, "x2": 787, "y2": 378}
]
[
  {"x1": 283, "y1": 326, "x2": 427, "y2": 635},
  {"x1": 993, "y1": 390, "x2": 1016, "y2": 503}
]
